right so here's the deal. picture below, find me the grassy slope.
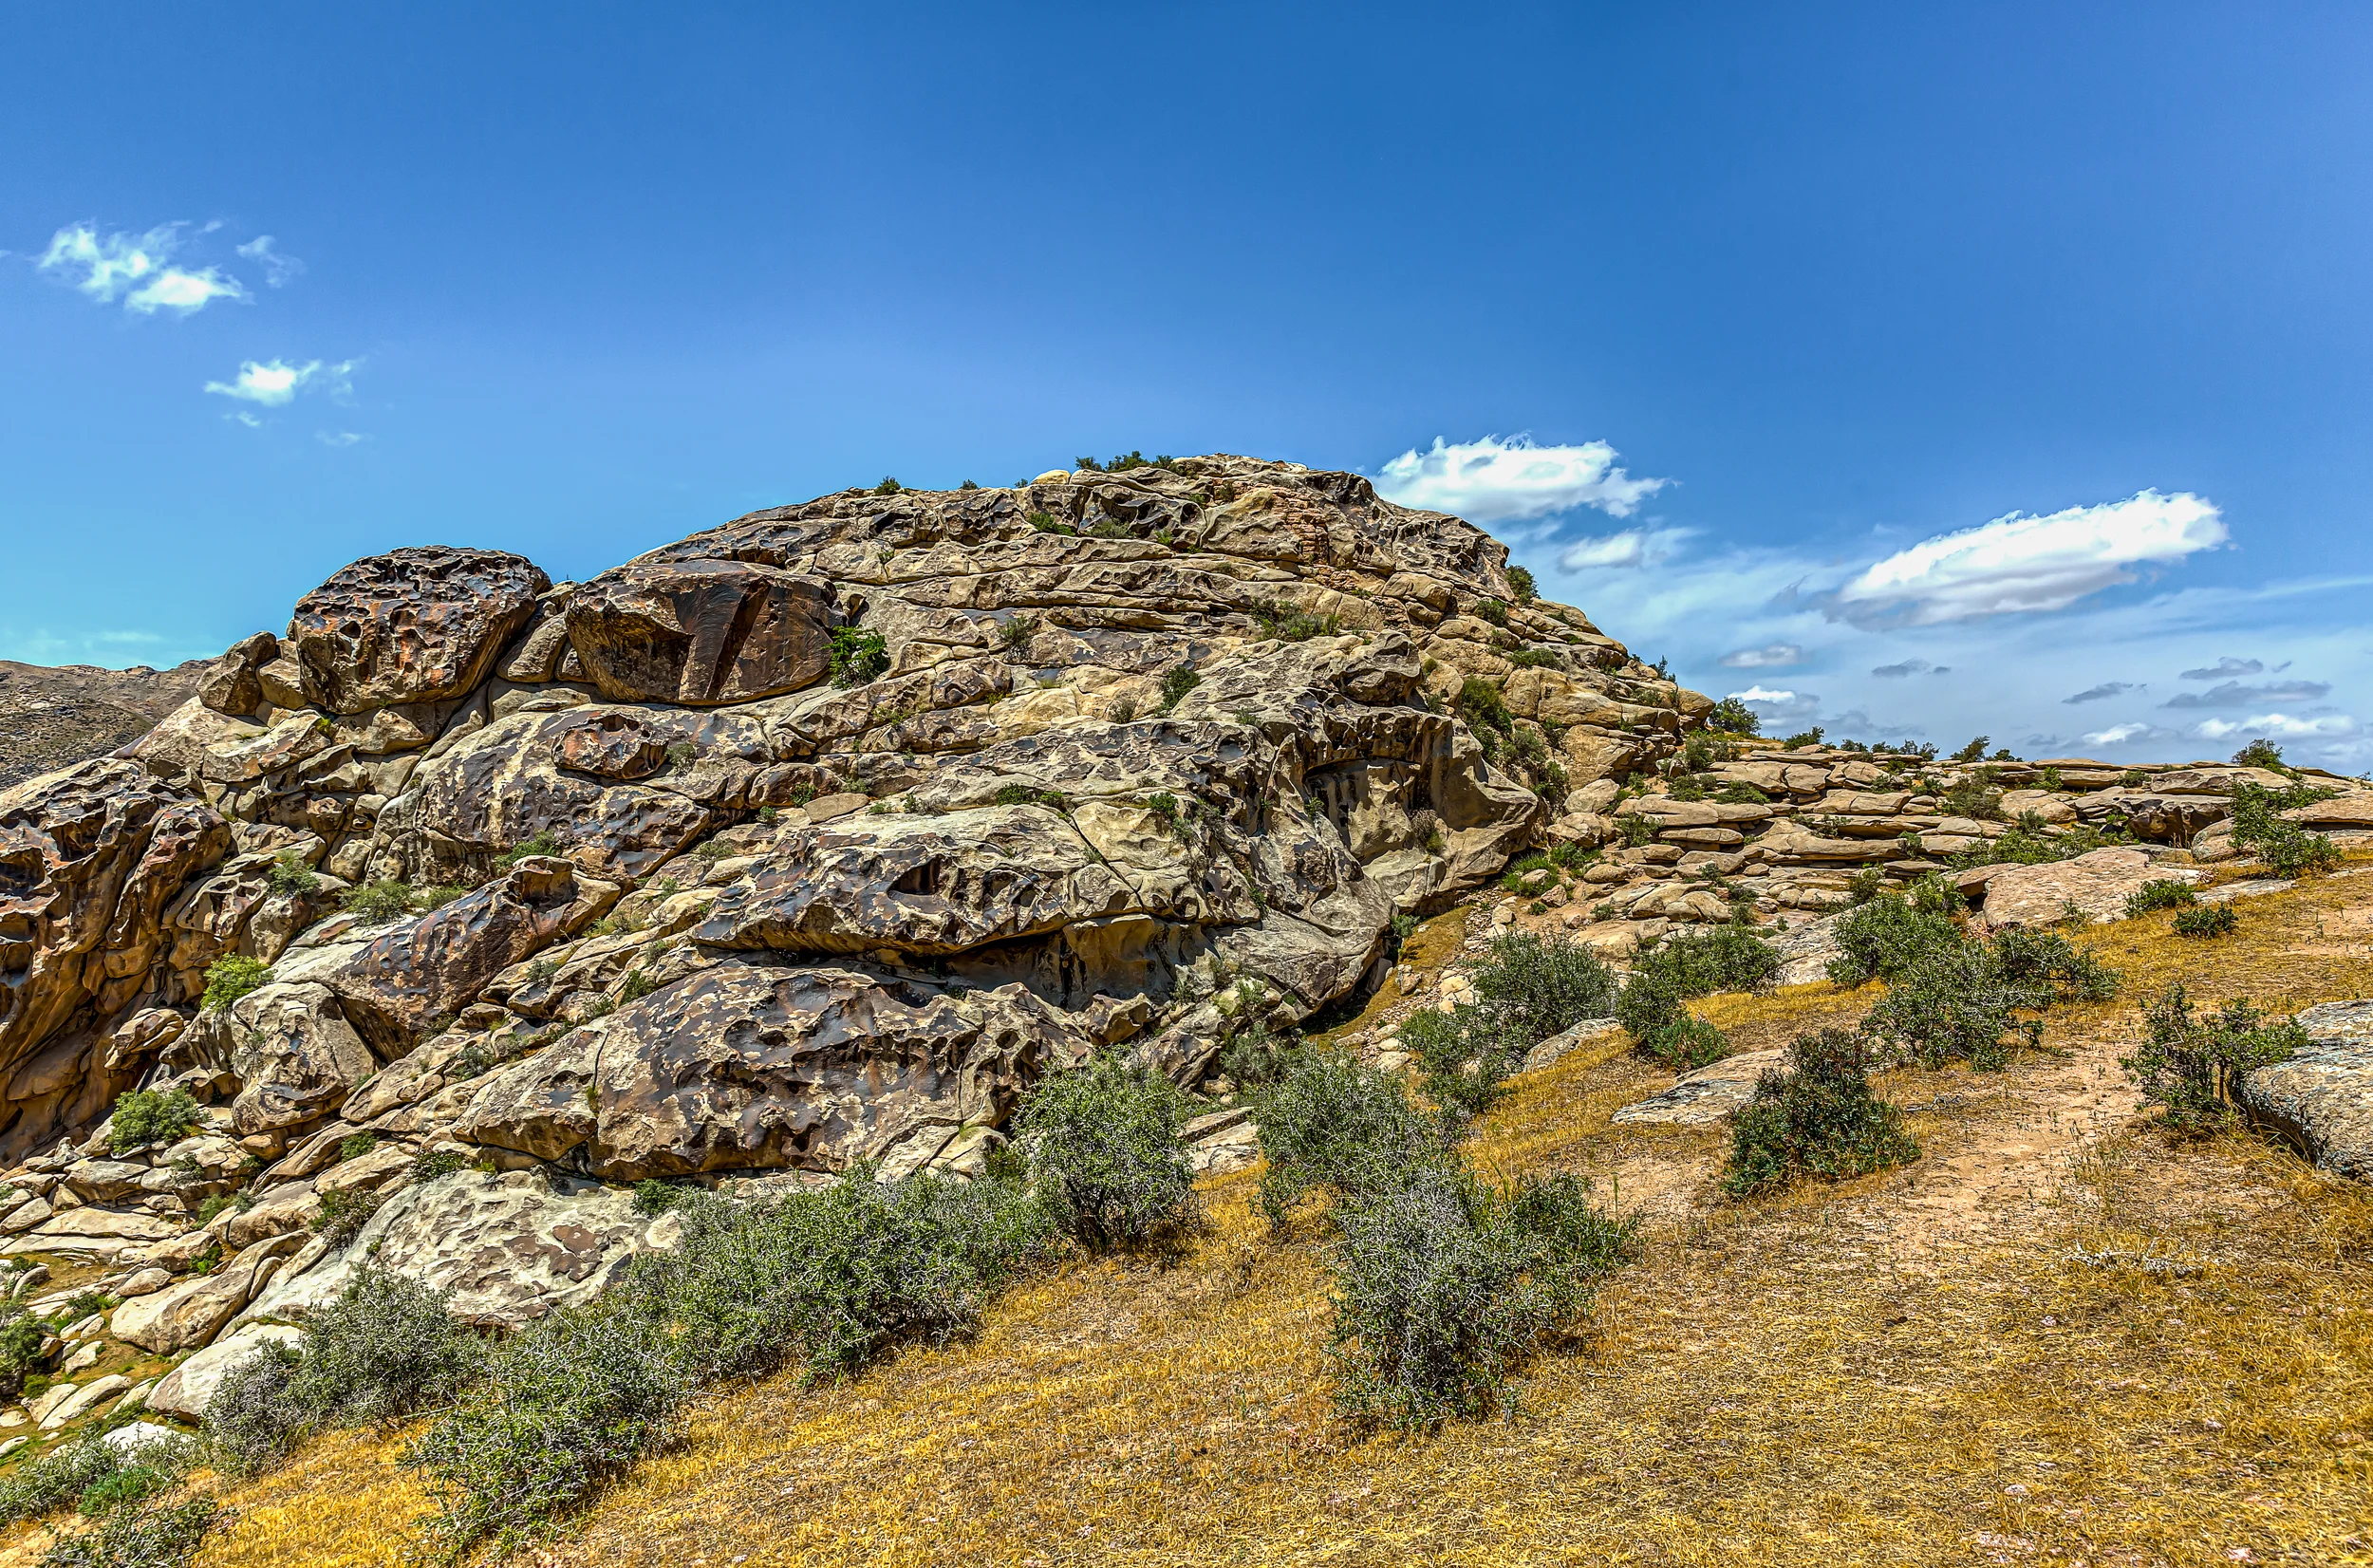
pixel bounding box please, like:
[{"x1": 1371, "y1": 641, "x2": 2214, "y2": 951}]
[{"x1": 139, "y1": 868, "x2": 2373, "y2": 1566}]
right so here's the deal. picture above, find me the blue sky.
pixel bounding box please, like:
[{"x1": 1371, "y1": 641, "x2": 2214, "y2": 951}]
[{"x1": 7, "y1": 3, "x2": 2372, "y2": 767}]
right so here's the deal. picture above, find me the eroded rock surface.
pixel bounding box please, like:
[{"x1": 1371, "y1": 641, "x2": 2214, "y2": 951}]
[
  {"x1": 2240, "y1": 999, "x2": 2373, "y2": 1182},
  {"x1": 286, "y1": 548, "x2": 551, "y2": 714}
]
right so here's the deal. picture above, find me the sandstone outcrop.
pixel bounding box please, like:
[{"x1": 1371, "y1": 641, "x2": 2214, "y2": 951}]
[
  {"x1": 2239, "y1": 999, "x2": 2373, "y2": 1182},
  {"x1": 285, "y1": 546, "x2": 551, "y2": 713}
]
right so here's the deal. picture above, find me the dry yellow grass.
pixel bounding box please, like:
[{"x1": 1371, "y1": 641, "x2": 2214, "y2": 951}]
[{"x1": 93, "y1": 864, "x2": 2373, "y2": 1566}]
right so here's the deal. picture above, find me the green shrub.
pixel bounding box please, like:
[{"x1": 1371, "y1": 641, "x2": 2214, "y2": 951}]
[
  {"x1": 1325, "y1": 1164, "x2": 1631, "y2": 1432},
  {"x1": 828, "y1": 627, "x2": 889, "y2": 687},
  {"x1": 1616, "y1": 926, "x2": 1776, "y2": 1062},
  {"x1": 2125, "y1": 879, "x2": 2198, "y2": 916},
  {"x1": 622, "y1": 1174, "x2": 1056, "y2": 1389},
  {"x1": 1153, "y1": 665, "x2": 1201, "y2": 715},
  {"x1": 2122, "y1": 984, "x2": 2306, "y2": 1136},
  {"x1": 2226, "y1": 780, "x2": 2343, "y2": 876},
  {"x1": 1469, "y1": 931, "x2": 1618, "y2": 1041},
  {"x1": 991, "y1": 783, "x2": 1067, "y2": 810},
  {"x1": 1217, "y1": 1024, "x2": 1298, "y2": 1091},
  {"x1": 1861, "y1": 930, "x2": 2113, "y2": 1072},
  {"x1": 1469, "y1": 598, "x2": 1508, "y2": 627},
  {"x1": 336, "y1": 1131, "x2": 378, "y2": 1163},
  {"x1": 1705, "y1": 698, "x2": 1762, "y2": 736},
  {"x1": 872, "y1": 476, "x2": 902, "y2": 495},
  {"x1": 1825, "y1": 893, "x2": 1963, "y2": 987},
  {"x1": 495, "y1": 831, "x2": 562, "y2": 868},
  {"x1": 410, "y1": 1150, "x2": 466, "y2": 1185},
  {"x1": 341, "y1": 879, "x2": 417, "y2": 924},
  {"x1": 199, "y1": 954, "x2": 268, "y2": 1013},
  {"x1": 1397, "y1": 1005, "x2": 1522, "y2": 1120},
  {"x1": 2230, "y1": 737, "x2": 2288, "y2": 772},
  {"x1": 1723, "y1": 1029, "x2": 1918, "y2": 1196},
  {"x1": 1012, "y1": 1056, "x2": 1199, "y2": 1254},
  {"x1": 40, "y1": 1493, "x2": 220, "y2": 1568},
  {"x1": 1641, "y1": 1013, "x2": 1730, "y2": 1071},
  {"x1": 1250, "y1": 601, "x2": 1340, "y2": 642},
  {"x1": 1252, "y1": 1050, "x2": 1452, "y2": 1229},
  {"x1": 1026, "y1": 511, "x2": 1074, "y2": 535},
  {"x1": 1454, "y1": 678, "x2": 1511, "y2": 738},
  {"x1": 1952, "y1": 736, "x2": 1990, "y2": 763},
  {"x1": 108, "y1": 1088, "x2": 200, "y2": 1154},
  {"x1": 311, "y1": 1187, "x2": 385, "y2": 1247},
  {"x1": 405, "y1": 1303, "x2": 683, "y2": 1556},
  {"x1": 630, "y1": 1180, "x2": 689, "y2": 1217},
  {"x1": 1942, "y1": 775, "x2": 2004, "y2": 821},
  {"x1": 1505, "y1": 566, "x2": 1538, "y2": 602},
  {"x1": 1781, "y1": 725, "x2": 1824, "y2": 749},
  {"x1": 263, "y1": 851, "x2": 318, "y2": 896},
  {"x1": 2174, "y1": 903, "x2": 2238, "y2": 939},
  {"x1": 998, "y1": 614, "x2": 1039, "y2": 650},
  {"x1": 0, "y1": 1428, "x2": 195, "y2": 1527}
]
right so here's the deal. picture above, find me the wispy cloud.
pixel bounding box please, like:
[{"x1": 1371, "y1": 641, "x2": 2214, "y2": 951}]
[
  {"x1": 2064, "y1": 681, "x2": 2140, "y2": 704},
  {"x1": 2178, "y1": 655, "x2": 2262, "y2": 680},
  {"x1": 1728, "y1": 684, "x2": 1821, "y2": 724},
  {"x1": 1720, "y1": 643, "x2": 1802, "y2": 669},
  {"x1": 1376, "y1": 435, "x2": 1668, "y2": 523},
  {"x1": 2083, "y1": 721, "x2": 2181, "y2": 746},
  {"x1": 1557, "y1": 527, "x2": 1690, "y2": 570},
  {"x1": 37, "y1": 223, "x2": 250, "y2": 315},
  {"x1": 2192, "y1": 713, "x2": 2356, "y2": 740},
  {"x1": 235, "y1": 234, "x2": 304, "y2": 287},
  {"x1": 204, "y1": 358, "x2": 358, "y2": 408},
  {"x1": 1826, "y1": 491, "x2": 2227, "y2": 627},
  {"x1": 1872, "y1": 658, "x2": 1950, "y2": 677},
  {"x1": 2162, "y1": 679, "x2": 2332, "y2": 710},
  {"x1": 315, "y1": 430, "x2": 364, "y2": 447}
]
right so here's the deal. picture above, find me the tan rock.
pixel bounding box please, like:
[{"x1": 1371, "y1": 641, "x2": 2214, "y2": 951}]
[{"x1": 1971, "y1": 848, "x2": 2197, "y2": 931}]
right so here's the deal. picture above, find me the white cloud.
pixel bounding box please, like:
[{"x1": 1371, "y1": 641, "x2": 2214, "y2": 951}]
[
  {"x1": 2082, "y1": 721, "x2": 2180, "y2": 746},
  {"x1": 1728, "y1": 684, "x2": 1822, "y2": 724},
  {"x1": 1557, "y1": 528, "x2": 1690, "y2": 570},
  {"x1": 204, "y1": 358, "x2": 357, "y2": 408},
  {"x1": 37, "y1": 223, "x2": 250, "y2": 315},
  {"x1": 1720, "y1": 643, "x2": 1802, "y2": 668},
  {"x1": 315, "y1": 430, "x2": 364, "y2": 447},
  {"x1": 236, "y1": 234, "x2": 304, "y2": 287},
  {"x1": 1828, "y1": 491, "x2": 2228, "y2": 626},
  {"x1": 2192, "y1": 713, "x2": 2357, "y2": 740},
  {"x1": 1376, "y1": 435, "x2": 1668, "y2": 523}
]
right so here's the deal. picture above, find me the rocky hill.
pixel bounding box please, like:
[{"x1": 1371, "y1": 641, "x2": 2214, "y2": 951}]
[
  {"x1": 0, "y1": 456, "x2": 2367, "y2": 1563},
  {"x1": 0, "y1": 659, "x2": 208, "y2": 791}
]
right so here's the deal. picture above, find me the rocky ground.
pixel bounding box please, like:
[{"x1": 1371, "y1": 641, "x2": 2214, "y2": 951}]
[
  {"x1": 0, "y1": 659, "x2": 207, "y2": 790},
  {"x1": 0, "y1": 456, "x2": 2367, "y2": 1561}
]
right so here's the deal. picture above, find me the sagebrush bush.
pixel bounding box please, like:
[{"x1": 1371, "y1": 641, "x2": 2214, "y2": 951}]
[
  {"x1": 1860, "y1": 927, "x2": 2115, "y2": 1071},
  {"x1": 1013, "y1": 1055, "x2": 1200, "y2": 1253},
  {"x1": 310, "y1": 1186, "x2": 385, "y2": 1247},
  {"x1": 406, "y1": 1303, "x2": 685, "y2": 1557},
  {"x1": 38, "y1": 1495, "x2": 218, "y2": 1568},
  {"x1": 1397, "y1": 1004, "x2": 1522, "y2": 1120},
  {"x1": 205, "y1": 1265, "x2": 480, "y2": 1474},
  {"x1": 198, "y1": 954, "x2": 268, "y2": 1013},
  {"x1": 2227, "y1": 780, "x2": 2343, "y2": 877},
  {"x1": 2125, "y1": 879, "x2": 2198, "y2": 916},
  {"x1": 1641, "y1": 1012, "x2": 1730, "y2": 1071},
  {"x1": 263, "y1": 850, "x2": 318, "y2": 896},
  {"x1": 1826, "y1": 892, "x2": 1964, "y2": 987},
  {"x1": 623, "y1": 1172, "x2": 1057, "y2": 1389},
  {"x1": 1253, "y1": 1049, "x2": 1452, "y2": 1229},
  {"x1": 2121, "y1": 984, "x2": 2306, "y2": 1136},
  {"x1": 1216, "y1": 1024, "x2": 1298, "y2": 1091},
  {"x1": 1325, "y1": 1164, "x2": 1632, "y2": 1431},
  {"x1": 2174, "y1": 903, "x2": 2239, "y2": 938},
  {"x1": 1723, "y1": 1029, "x2": 1918, "y2": 1196},
  {"x1": 1468, "y1": 931, "x2": 1617, "y2": 1040},
  {"x1": 1616, "y1": 925, "x2": 1774, "y2": 1065},
  {"x1": 0, "y1": 1430, "x2": 193, "y2": 1527},
  {"x1": 108, "y1": 1088, "x2": 200, "y2": 1154}
]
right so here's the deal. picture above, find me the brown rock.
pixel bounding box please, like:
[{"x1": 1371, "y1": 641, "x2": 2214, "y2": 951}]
[
  {"x1": 565, "y1": 558, "x2": 835, "y2": 705},
  {"x1": 551, "y1": 710, "x2": 669, "y2": 780},
  {"x1": 456, "y1": 961, "x2": 1093, "y2": 1179},
  {"x1": 1971, "y1": 848, "x2": 2194, "y2": 930},
  {"x1": 322, "y1": 858, "x2": 619, "y2": 1055},
  {"x1": 286, "y1": 547, "x2": 551, "y2": 714}
]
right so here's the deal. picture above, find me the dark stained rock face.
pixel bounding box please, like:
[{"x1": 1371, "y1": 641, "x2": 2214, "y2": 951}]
[
  {"x1": 456, "y1": 961, "x2": 1093, "y2": 1179},
  {"x1": 287, "y1": 547, "x2": 551, "y2": 714},
  {"x1": 321, "y1": 857, "x2": 621, "y2": 1055},
  {"x1": 564, "y1": 558, "x2": 835, "y2": 706},
  {"x1": 0, "y1": 760, "x2": 230, "y2": 1157},
  {"x1": 551, "y1": 710, "x2": 670, "y2": 780}
]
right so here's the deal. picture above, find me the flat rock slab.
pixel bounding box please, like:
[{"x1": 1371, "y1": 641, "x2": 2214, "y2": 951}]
[
  {"x1": 1973, "y1": 848, "x2": 2195, "y2": 931},
  {"x1": 1611, "y1": 1048, "x2": 1784, "y2": 1126},
  {"x1": 1523, "y1": 1018, "x2": 1621, "y2": 1073},
  {"x1": 2239, "y1": 999, "x2": 2373, "y2": 1183},
  {"x1": 146, "y1": 1322, "x2": 308, "y2": 1421},
  {"x1": 2198, "y1": 878, "x2": 2296, "y2": 905},
  {"x1": 1763, "y1": 914, "x2": 1843, "y2": 988}
]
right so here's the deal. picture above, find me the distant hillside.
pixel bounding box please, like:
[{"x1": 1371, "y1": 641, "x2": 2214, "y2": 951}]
[{"x1": 0, "y1": 659, "x2": 209, "y2": 791}]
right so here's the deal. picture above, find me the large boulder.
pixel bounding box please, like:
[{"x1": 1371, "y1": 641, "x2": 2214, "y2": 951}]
[
  {"x1": 145, "y1": 1322, "x2": 308, "y2": 1420},
  {"x1": 0, "y1": 760, "x2": 231, "y2": 1160},
  {"x1": 205, "y1": 981, "x2": 378, "y2": 1137},
  {"x1": 2238, "y1": 999, "x2": 2373, "y2": 1183},
  {"x1": 1971, "y1": 848, "x2": 2195, "y2": 931},
  {"x1": 110, "y1": 1233, "x2": 304, "y2": 1353},
  {"x1": 238, "y1": 1168, "x2": 664, "y2": 1328},
  {"x1": 565, "y1": 558, "x2": 835, "y2": 705},
  {"x1": 455, "y1": 961, "x2": 1093, "y2": 1179},
  {"x1": 320, "y1": 857, "x2": 620, "y2": 1055},
  {"x1": 286, "y1": 547, "x2": 551, "y2": 714}
]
